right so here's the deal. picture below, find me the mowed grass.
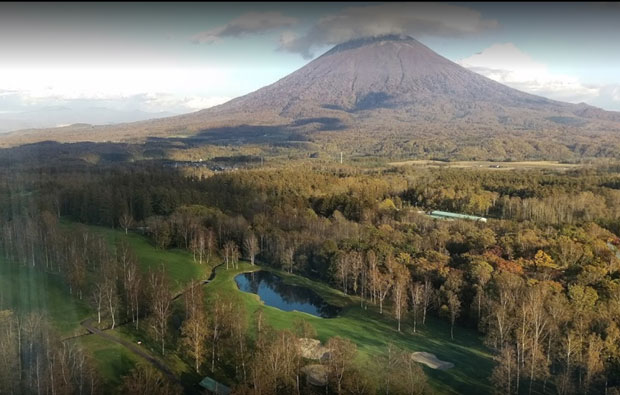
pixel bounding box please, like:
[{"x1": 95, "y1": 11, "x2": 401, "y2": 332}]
[
  {"x1": 207, "y1": 264, "x2": 494, "y2": 395},
  {"x1": 0, "y1": 256, "x2": 138, "y2": 392},
  {"x1": 60, "y1": 221, "x2": 211, "y2": 292},
  {"x1": 0, "y1": 258, "x2": 91, "y2": 336},
  {"x1": 58, "y1": 222, "x2": 214, "y2": 389},
  {"x1": 74, "y1": 334, "x2": 140, "y2": 393}
]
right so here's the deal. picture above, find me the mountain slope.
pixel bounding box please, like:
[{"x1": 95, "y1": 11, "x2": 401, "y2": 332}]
[{"x1": 2, "y1": 34, "x2": 619, "y2": 150}]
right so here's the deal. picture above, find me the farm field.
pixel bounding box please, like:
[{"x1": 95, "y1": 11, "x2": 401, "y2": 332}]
[{"x1": 388, "y1": 159, "x2": 584, "y2": 170}]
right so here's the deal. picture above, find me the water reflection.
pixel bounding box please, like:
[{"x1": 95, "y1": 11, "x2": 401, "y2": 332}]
[{"x1": 234, "y1": 271, "x2": 340, "y2": 318}]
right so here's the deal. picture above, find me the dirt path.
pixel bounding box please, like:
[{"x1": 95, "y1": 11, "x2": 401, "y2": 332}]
[
  {"x1": 172, "y1": 262, "x2": 225, "y2": 301},
  {"x1": 81, "y1": 318, "x2": 183, "y2": 385},
  {"x1": 76, "y1": 262, "x2": 226, "y2": 392}
]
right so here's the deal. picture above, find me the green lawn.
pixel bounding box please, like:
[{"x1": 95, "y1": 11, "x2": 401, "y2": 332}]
[
  {"x1": 58, "y1": 222, "x2": 214, "y2": 390},
  {"x1": 60, "y1": 221, "x2": 211, "y2": 292},
  {"x1": 0, "y1": 258, "x2": 91, "y2": 336},
  {"x1": 75, "y1": 334, "x2": 140, "y2": 393},
  {"x1": 207, "y1": 263, "x2": 494, "y2": 395}
]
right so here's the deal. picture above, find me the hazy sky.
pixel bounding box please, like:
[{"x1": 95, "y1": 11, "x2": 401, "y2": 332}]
[{"x1": 1, "y1": 1, "x2": 619, "y2": 128}]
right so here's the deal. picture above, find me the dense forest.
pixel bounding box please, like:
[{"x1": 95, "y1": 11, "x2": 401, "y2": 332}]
[{"x1": 2, "y1": 157, "x2": 620, "y2": 394}]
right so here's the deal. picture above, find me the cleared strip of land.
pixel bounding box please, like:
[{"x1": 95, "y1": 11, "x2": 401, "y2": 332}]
[{"x1": 388, "y1": 160, "x2": 583, "y2": 170}]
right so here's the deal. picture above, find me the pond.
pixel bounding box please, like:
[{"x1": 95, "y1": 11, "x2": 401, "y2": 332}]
[{"x1": 234, "y1": 271, "x2": 340, "y2": 318}]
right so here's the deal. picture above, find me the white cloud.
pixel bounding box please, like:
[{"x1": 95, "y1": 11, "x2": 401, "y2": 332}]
[
  {"x1": 278, "y1": 3, "x2": 498, "y2": 59},
  {"x1": 192, "y1": 12, "x2": 298, "y2": 44},
  {"x1": 183, "y1": 96, "x2": 231, "y2": 110},
  {"x1": 0, "y1": 66, "x2": 232, "y2": 101},
  {"x1": 459, "y1": 43, "x2": 600, "y2": 103},
  {"x1": 0, "y1": 91, "x2": 232, "y2": 133},
  {"x1": 612, "y1": 86, "x2": 620, "y2": 102}
]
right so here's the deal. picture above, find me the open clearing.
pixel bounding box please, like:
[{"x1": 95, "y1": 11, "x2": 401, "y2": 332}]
[{"x1": 388, "y1": 159, "x2": 583, "y2": 171}]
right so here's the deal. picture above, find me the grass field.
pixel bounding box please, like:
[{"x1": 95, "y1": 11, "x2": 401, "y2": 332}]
[
  {"x1": 206, "y1": 263, "x2": 494, "y2": 394},
  {"x1": 75, "y1": 334, "x2": 141, "y2": 390},
  {"x1": 0, "y1": 259, "x2": 91, "y2": 336},
  {"x1": 388, "y1": 159, "x2": 583, "y2": 171},
  {"x1": 60, "y1": 221, "x2": 211, "y2": 292}
]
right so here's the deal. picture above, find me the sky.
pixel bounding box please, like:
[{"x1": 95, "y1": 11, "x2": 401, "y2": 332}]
[{"x1": 1, "y1": 2, "x2": 620, "y2": 131}]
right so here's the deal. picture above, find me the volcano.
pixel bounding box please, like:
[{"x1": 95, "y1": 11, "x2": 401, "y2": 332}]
[{"x1": 3, "y1": 34, "x2": 620, "y2": 153}]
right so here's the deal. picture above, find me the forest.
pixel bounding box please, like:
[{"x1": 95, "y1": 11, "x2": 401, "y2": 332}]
[{"x1": 1, "y1": 154, "x2": 620, "y2": 394}]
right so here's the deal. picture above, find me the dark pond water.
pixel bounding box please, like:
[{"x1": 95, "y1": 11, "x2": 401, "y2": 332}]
[{"x1": 234, "y1": 271, "x2": 340, "y2": 318}]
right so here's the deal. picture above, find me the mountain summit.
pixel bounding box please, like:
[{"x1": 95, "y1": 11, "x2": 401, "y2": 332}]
[
  {"x1": 3, "y1": 34, "x2": 620, "y2": 150},
  {"x1": 193, "y1": 33, "x2": 619, "y2": 132}
]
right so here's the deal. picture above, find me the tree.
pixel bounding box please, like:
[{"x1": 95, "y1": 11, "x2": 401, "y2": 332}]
[
  {"x1": 146, "y1": 217, "x2": 171, "y2": 250},
  {"x1": 327, "y1": 336, "x2": 357, "y2": 394},
  {"x1": 391, "y1": 263, "x2": 410, "y2": 332},
  {"x1": 441, "y1": 270, "x2": 463, "y2": 340},
  {"x1": 383, "y1": 346, "x2": 428, "y2": 395},
  {"x1": 282, "y1": 246, "x2": 295, "y2": 274},
  {"x1": 584, "y1": 333, "x2": 605, "y2": 394},
  {"x1": 409, "y1": 281, "x2": 423, "y2": 333},
  {"x1": 229, "y1": 301, "x2": 249, "y2": 383},
  {"x1": 102, "y1": 259, "x2": 119, "y2": 329},
  {"x1": 568, "y1": 284, "x2": 598, "y2": 385},
  {"x1": 231, "y1": 242, "x2": 240, "y2": 269},
  {"x1": 104, "y1": 272, "x2": 119, "y2": 329},
  {"x1": 119, "y1": 212, "x2": 134, "y2": 235},
  {"x1": 249, "y1": 328, "x2": 301, "y2": 394},
  {"x1": 446, "y1": 291, "x2": 461, "y2": 341},
  {"x1": 376, "y1": 268, "x2": 393, "y2": 315},
  {"x1": 468, "y1": 259, "x2": 493, "y2": 323},
  {"x1": 126, "y1": 259, "x2": 142, "y2": 329},
  {"x1": 210, "y1": 294, "x2": 233, "y2": 372},
  {"x1": 523, "y1": 283, "x2": 550, "y2": 394},
  {"x1": 0, "y1": 310, "x2": 19, "y2": 391},
  {"x1": 421, "y1": 277, "x2": 434, "y2": 325},
  {"x1": 120, "y1": 364, "x2": 182, "y2": 395},
  {"x1": 223, "y1": 240, "x2": 238, "y2": 270},
  {"x1": 491, "y1": 346, "x2": 517, "y2": 395},
  {"x1": 92, "y1": 283, "x2": 105, "y2": 324},
  {"x1": 293, "y1": 318, "x2": 317, "y2": 339},
  {"x1": 335, "y1": 252, "x2": 351, "y2": 294},
  {"x1": 180, "y1": 281, "x2": 209, "y2": 373},
  {"x1": 243, "y1": 232, "x2": 259, "y2": 266},
  {"x1": 533, "y1": 249, "x2": 558, "y2": 271},
  {"x1": 148, "y1": 265, "x2": 172, "y2": 355},
  {"x1": 367, "y1": 250, "x2": 378, "y2": 304}
]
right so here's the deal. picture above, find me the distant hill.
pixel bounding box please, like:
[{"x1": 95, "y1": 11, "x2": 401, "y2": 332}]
[{"x1": 2, "y1": 34, "x2": 620, "y2": 160}]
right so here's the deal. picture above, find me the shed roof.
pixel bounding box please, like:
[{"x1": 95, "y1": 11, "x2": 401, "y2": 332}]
[
  {"x1": 430, "y1": 210, "x2": 486, "y2": 221},
  {"x1": 199, "y1": 377, "x2": 231, "y2": 395}
]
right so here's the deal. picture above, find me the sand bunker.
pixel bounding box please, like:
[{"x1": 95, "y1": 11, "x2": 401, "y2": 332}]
[
  {"x1": 299, "y1": 338, "x2": 331, "y2": 361},
  {"x1": 411, "y1": 352, "x2": 454, "y2": 370}
]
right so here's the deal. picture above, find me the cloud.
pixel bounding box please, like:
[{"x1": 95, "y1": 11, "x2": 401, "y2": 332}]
[
  {"x1": 141, "y1": 93, "x2": 230, "y2": 112},
  {"x1": 611, "y1": 86, "x2": 620, "y2": 102},
  {"x1": 459, "y1": 43, "x2": 600, "y2": 103},
  {"x1": 0, "y1": 91, "x2": 232, "y2": 133},
  {"x1": 278, "y1": 3, "x2": 498, "y2": 59},
  {"x1": 193, "y1": 12, "x2": 298, "y2": 44}
]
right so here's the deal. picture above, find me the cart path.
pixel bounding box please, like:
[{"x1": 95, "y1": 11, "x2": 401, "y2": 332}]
[
  {"x1": 81, "y1": 318, "x2": 182, "y2": 385},
  {"x1": 78, "y1": 261, "x2": 226, "y2": 392}
]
